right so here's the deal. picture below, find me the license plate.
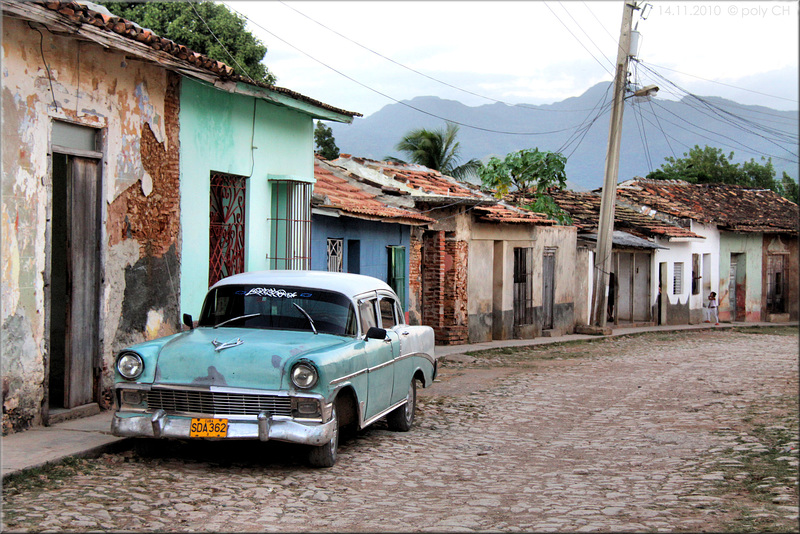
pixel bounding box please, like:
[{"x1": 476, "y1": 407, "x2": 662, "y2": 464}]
[{"x1": 190, "y1": 418, "x2": 228, "y2": 437}]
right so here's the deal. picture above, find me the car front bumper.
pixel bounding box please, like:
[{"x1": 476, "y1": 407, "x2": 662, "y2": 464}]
[{"x1": 111, "y1": 410, "x2": 336, "y2": 446}]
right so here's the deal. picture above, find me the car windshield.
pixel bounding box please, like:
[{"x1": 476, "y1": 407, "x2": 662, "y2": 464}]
[{"x1": 198, "y1": 285, "x2": 357, "y2": 336}]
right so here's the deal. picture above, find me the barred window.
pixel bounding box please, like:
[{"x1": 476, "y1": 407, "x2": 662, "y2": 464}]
[
  {"x1": 327, "y1": 238, "x2": 343, "y2": 272},
  {"x1": 268, "y1": 180, "x2": 311, "y2": 270},
  {"x1": 673, "y1": 262, "x2": 684, "y2": 295}
]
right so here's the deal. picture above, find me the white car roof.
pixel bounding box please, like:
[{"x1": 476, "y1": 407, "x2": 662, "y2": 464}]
[{"x1": 210, "y1": 270, "x2": 395, "y2": 299}]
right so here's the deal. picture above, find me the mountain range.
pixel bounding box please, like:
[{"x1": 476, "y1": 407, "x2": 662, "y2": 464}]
[{"x1": 328, "y1": 82, "x2": 798, "y2": 191}]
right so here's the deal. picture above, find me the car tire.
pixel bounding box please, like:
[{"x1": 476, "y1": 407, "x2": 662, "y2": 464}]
[
  {"x1": 387, "y1": 379, "x2": 416, "y2": 432},
  {"x1": 308, "y1": 403, "x2": 339, "y2": 468}
]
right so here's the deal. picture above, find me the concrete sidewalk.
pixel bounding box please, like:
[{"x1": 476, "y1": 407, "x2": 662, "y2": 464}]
[{"x1": 3, "y1": 321, "x2": 795, "y2": 480}]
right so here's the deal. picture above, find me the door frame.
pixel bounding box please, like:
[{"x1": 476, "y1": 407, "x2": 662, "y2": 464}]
[{"x1": 45, "y1": 132, "x2": 105, "y2": 423}]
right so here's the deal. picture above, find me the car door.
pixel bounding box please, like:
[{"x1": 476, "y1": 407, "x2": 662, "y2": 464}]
[
  {"x1": 358, "y1": 295, "x2": 396, "y2": 420},
  {"x1": 378, "y1": 294, "x2": 412, "y2": 406}
]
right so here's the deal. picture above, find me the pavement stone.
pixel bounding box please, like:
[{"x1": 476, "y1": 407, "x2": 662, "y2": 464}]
[{"x1": 2, "y1": 323, "x2": 798, "y2": 532}]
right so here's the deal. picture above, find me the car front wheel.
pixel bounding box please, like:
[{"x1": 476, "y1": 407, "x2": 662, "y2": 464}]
[
  {"x1": 387, "y1": 379, "x2": 416, "y2": 432},
  {"x1": 308, "y1": 403, "x2": 339, "y2": 468}
]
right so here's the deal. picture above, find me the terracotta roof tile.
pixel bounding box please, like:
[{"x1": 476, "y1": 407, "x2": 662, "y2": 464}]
[
  {"x1": 335, "y1": 156, "x2": 558, "y2": 225},
  {"x1": 509, "y1": 189, "x2": 703, "y2": 240},
  {"x1": 614, "y1": 179, "x2": 799, "y2": 234},
  {"x1": 313, "y1": 159, "x2": 433, "y2": 225}
]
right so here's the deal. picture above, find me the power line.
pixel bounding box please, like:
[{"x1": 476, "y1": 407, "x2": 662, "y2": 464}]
[
  {"x1": 544, "y1": 2, "x2": 615, "y2": 77},
  {"x1": 637, "y1": 60, "x2": 799, "y2": 105},
  {"x1": 225, "y1": 3, "x2": 607, "y2": 137},
  {"x1": 268, "y1": 0, "x2": 610, "y2": 114}
]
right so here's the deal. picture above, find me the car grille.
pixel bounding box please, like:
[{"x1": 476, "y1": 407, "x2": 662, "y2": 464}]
[{"x1": 146, "y1": 388, "x2": 292, "y2": 417}]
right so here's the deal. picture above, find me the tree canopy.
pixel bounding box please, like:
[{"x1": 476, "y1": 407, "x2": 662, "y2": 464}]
[
  {"x1": 314, "y1": 121, "x2": 340, "y2": 160},
  {"x1": 394, "y1": 123, "x2": 481, "y2": 181},
  {"x1": 479, "y1": 148, "x2": 571, "y2": 224},
  {"x1": 100, "y1": 1, "x2": 275, "y2": 85},
  {"x1": 645, "y1": 145, "x2": 798, "y2": 202},
  {"x1": 479, "y1": 148, "x2": 567, "y2": 196}
]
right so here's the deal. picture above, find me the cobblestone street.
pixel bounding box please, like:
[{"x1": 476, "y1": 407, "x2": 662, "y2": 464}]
[{"x1": 3, "y1": 329, "x2": 798, "y2": 532}]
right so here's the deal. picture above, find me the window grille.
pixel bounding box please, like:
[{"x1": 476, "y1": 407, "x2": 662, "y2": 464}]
[
  {"x1": 209, "y1": 171, "x2": 247, "y2": 286},
  {"x1": 673, "y1": 262, "x2": 684, "y2": 295},
  {"x1": 268, "y1": 180, "x2": 311, "y2": 270},
  {"x1": 327, "y1": 238, "x2": 343, "y2": 272}
]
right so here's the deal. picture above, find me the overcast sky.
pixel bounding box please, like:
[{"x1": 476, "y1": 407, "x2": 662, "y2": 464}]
[{"x1": 225, "y1": 1, "x2": 799, "y2": 117}]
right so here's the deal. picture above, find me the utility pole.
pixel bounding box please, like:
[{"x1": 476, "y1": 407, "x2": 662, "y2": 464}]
[{"x1": 591, "y1": 0, "x2": 640, "y2": 328}]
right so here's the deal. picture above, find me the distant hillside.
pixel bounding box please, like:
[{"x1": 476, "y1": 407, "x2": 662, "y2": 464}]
[{"x1": 329, "y1": 82, "x2": 798, "y2": 191}]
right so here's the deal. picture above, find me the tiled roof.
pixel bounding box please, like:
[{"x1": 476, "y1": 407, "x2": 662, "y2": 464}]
[
  {"x1": 335, "y1": 156, "x2": 558, "y2": 225},
  {"x1": 615, "y1": 179, "x2": 799, "y2": 234},
  {"x1": 17, "y1": 1, "x2": 359, "y2": 118},
  {"x1": 342, "y1": 156, "x2": 478, "y2": 199},
  {"x1": 511, "y1": 189, "x2": 703, "y2": 240},
  {"x1": 472, "y1": 203, "x2": 555, "y2": 225},
  {"x1": 313, "y1": 158, "x2": 433, "y2": 225}
]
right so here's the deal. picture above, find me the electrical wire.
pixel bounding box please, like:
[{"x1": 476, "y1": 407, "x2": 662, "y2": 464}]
[
  {"x1": 556, "y1": 1, "x2": 616, "y2": 72},
  {"x1": 270, "y1": 1, "x2": 607, "y2": 114},
  {"x1": 637, "y1": 63, "x2": 799, "y2": 158},
  {"x1": 224, "y1": 5, "x2": 604, "y2": 137},
  {"x1": 638, "y1": 60, "x2": 799, "y2": 106},
  {"x1": 191, "y1": 3, "x2": 258, "y2": 85},
  {"x1": 543, "y1": 2, "x2": 615, "y2": 77},
  {"x1": 30, "y1": 22, "x2": 59, "y2": 112}
]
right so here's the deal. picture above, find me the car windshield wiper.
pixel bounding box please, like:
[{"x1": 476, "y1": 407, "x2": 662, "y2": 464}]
[
  {"x1": 214, "y1": 313, "x2": 261, "y2": 329},
  {"x1": 292, "y1": 303, "x2": 318, "y2": 335}
]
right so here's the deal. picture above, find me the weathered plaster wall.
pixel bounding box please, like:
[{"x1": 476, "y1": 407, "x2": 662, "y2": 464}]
[
  {"x1": 718, "y1": 232, "x2": 763, "y2": 322},
  {"x1": 651, "y1": 222, "x2": 720, "y2": 325},
  {"x1": 762, "y1": 234, "x2": 799, "y2": 321},
  {"x1": 310, "y1": 215, "x2": 411, "y2": 308},
  {"x1": 2, "y1": 18, "x2": 180, "y2": 432},
  {"x1": 468, "y1": 223, "x2": 577, "y2": 341},
  {"x1": 179, "y1": 78, "x2": 315, "y2": 317}
]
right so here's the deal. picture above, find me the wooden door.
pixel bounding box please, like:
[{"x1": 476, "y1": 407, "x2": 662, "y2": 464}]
[
  {"x1": 65, "y1": 157, "x2": 101, "y2": 408},
  {"x1": 542, "y1": 250, "x2": 555, "y2": 330}
]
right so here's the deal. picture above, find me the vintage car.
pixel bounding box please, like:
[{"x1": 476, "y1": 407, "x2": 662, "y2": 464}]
[{"x1": 111, "y1": 270, "x2": 437, "y2": 467}]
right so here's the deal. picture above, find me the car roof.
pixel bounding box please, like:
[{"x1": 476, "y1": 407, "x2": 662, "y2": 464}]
[{"x1": 210, "y1": 270, "x2": 395, "y2": 299}]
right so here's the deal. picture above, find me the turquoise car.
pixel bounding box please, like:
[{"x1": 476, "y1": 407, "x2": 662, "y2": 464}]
[{"x1": 111, "y1": 271, "x2": 437, "y2": 467}]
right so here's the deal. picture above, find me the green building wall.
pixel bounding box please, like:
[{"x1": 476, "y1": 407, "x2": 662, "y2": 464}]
[{"x1": 178, "y1": 78, "x2": 315, "y2": 316}]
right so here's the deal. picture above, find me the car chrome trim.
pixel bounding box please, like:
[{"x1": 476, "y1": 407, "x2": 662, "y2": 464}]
[
  {"x1": 329, "y1": 368, "x2": 367, "y2": 386},
  {"x1": 361, "y1": 398, "x2": 407, "y2": 429},
  {"x1": 112, "y1": 412, "x2": 337, "y2": 446},
  {"x1": 328, "y1": 351, "x2": 435, "y2": 387},
  {"x1": 211, "y1": 337, "x2": 243, "y2": 351}
]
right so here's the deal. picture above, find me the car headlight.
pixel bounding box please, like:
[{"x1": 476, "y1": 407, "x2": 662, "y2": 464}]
[
  {"x1": 116, "y1": 352, "x2": 144, "y2": 380},
  {"x1": 291, "y1": 363, "x2": 318, "y2": 389}
]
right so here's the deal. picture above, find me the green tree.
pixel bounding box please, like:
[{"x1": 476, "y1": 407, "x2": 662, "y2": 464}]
[
  {"x1": 314, "y1": 121, "x2": 340, "y2": 160},
  {"x1": 395, "y1": 123, "x2": 480, "y2": 180},
  {"x1": 646, "y1": 145, "x2": 782, "y2": 192},
  {"x1": 478, "y1": 148, "x2": 571, "y2": 224},
  {"x1": 779, "y1": 172, "x2": 799, "y2": 204},
  {"x1": 100, "y1": 1, "x2": 275, "y2": 84}
]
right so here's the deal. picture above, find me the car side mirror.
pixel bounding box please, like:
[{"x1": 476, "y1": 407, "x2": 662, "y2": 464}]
[
  {"x1": 183, "y1": 313, "x2": 194, "y2": 330},
  {"x1": 365, "y1": 326, "x2": 387, "y2": 340}
]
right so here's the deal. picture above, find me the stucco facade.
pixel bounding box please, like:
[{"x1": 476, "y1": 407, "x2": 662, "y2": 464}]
[
  {"x1": 469, "y1": 223, "x2": 577, "y2": 341},
  {"x1": 178, "y1": 78, "x2": 323, "y2": 317},
  {"x1": 2, "y1": 14, "x2": 181, "y2": 432}
]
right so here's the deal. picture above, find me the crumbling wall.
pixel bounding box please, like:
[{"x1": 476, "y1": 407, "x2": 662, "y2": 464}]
[{"x1": 2, "y1": 17, "x2": 180, "y2": 432}]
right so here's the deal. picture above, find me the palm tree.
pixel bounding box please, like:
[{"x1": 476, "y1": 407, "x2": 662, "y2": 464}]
[{"x1": 395, "y1": 123, "x2": 481, "y2": 181}]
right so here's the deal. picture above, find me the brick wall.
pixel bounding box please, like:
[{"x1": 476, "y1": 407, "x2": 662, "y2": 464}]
[{"x1": 421, "y1": 230, "x2": 469, "y2": 345}]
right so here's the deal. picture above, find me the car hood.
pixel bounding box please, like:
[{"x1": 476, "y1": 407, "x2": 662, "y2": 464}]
[{"x1": 152, "y1": 327, "x2": 348, "y2": 390}]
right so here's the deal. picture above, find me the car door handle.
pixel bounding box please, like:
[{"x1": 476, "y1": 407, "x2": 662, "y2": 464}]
[{"x1": 401, "y1": 331, "x2": 410, "y2": 336}]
